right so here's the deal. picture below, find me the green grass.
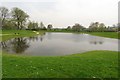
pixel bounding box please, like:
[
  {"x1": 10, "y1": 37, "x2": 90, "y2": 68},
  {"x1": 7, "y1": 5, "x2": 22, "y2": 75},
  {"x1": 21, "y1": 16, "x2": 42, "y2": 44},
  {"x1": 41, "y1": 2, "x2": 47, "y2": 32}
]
[
  {"x1": 2, "y1": 50, "x2": 118, "y2": 78},
  {"x1": 0, "y1": 51, "x2": 1, "y2": 80},
  {"x1": 1, "y1": 30, "x2": 119, "y2": 78},
  {"x1": 1, "y1": 30, "x2": 119, "y2": 41},
  {"x1": 0, "y1": 30, "x2": 45, "y2": 41},
  {"x1": 84, "y1": 32, "x2": 119, "y2": 39}
]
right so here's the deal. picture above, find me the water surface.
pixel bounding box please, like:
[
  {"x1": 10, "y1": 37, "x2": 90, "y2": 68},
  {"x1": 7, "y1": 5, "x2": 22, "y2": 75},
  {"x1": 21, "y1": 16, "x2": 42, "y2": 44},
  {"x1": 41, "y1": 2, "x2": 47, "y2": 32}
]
[{"x1": 0, "y1": 32, "x2": 118, "y2": 56}]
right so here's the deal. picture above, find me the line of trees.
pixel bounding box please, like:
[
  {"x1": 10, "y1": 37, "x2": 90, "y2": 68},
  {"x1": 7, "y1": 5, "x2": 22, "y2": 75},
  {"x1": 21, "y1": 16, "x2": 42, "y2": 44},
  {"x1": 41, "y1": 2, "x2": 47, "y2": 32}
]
[
  {"x1": 0, "y1": 7, "x2": 53, "y2": 30},
  {"x1": 0, "y1": 7, "x2": 29, "y2": 29},
  {"x1": 0, "y1": 7, "x2": 119, "y2": 32},
  {"x1": 88, "y1": 22, "x2": 119, "y2": 32},
  {"x1": 65, "y1": 22, "x2": 119, "y2": 32}
]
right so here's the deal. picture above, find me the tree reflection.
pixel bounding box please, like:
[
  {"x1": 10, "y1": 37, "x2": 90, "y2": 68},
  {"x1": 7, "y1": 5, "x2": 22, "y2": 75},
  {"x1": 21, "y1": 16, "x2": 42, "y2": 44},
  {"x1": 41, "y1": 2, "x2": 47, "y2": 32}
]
[
  {"x1": 90, "y1": 41, "x2": 104, "y2": 45},
  {"x1": 0, "y1": 42, "x2": 7, "y2": 48},
  {"x1": 28, "y1": 33, "x2": 45, "y2": 42},
  {"x1": 0, "y1": 41, "x2": 11, "y2": 51},
  {"x1": 28, "y1": 36, "x2": 39, "y2": 42},
  {"x1": 40, "y1": 36, "x2": 43, "y2": 42},
  {"x1": 40, "y1": 33, "x2": 45, "y2": 42},
  {"x1": 11, "y1": 38, "x2": 29, "y2": 53}
]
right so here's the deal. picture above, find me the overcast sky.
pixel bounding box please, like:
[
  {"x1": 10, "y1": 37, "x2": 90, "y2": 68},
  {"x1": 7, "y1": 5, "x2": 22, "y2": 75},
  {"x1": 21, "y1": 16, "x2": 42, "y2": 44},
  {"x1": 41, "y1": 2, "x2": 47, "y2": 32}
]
[{"x1": 1, "y1": 0, "x2": 119, "y2": 28}]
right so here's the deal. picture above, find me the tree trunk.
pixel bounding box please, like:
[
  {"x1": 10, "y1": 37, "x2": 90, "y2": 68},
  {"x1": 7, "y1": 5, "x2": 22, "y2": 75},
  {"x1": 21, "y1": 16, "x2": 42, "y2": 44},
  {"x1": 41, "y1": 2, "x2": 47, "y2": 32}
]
[
  {"x1": 17, "y1": 21, "x2": 20, "y2": 30},
  {"x1": 1, "y1": 17, "x2": 5, "y2": 29}
]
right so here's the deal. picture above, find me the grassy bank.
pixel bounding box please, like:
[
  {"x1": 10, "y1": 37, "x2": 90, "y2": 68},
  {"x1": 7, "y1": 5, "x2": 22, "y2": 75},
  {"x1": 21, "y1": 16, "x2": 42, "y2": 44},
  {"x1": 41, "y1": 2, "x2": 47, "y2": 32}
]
[
  {"x1": 1, "y1": 30, "x2": 119, "y2": 41},
  {"x1": 2, "y1": 50, "x2": 118, "y2": 78},
  {"x1": 1, "y1": 30, "x2": 45, "y2": 41},
  {"x1": 86, "y1": 32, "x2": 119, "y2": 39},
  {"x1": 1, "y1": 30, "x2": 119, "y2": 78}
]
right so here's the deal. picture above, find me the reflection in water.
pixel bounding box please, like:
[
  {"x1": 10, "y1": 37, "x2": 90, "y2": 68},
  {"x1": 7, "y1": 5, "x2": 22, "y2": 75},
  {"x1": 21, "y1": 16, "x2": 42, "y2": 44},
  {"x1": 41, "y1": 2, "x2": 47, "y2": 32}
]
[
  {"x1": 89, "y1": 37, "x2": 104, "y2": 45},
  {"x1": 11, "y1": 38, "x2": 30, "y2": 53},
  {"x1": 40, "y1": 33, "x2": 45, "y2": 42},
  {"x1": 47, "y1": 33, "x2": 52, "y2": 40},
  {"x1": 1, "y1": 33, "x2": 46, "y2": 53},
  {"x1": 0, "y1": 38, "x2": 30, "y2": 53},
  {"x1": 28, "y1": 33, "x2": 45, "y2": 42},
  {"x1": 40, "y1": 36, "x2": 43, "y2": 42},
  {"x1": 1, "y1": 42, "x2": 7, "y2": 48},
  {"x1": 28, "y1": 36, "x2": 39, "y2": 42},
  {"x1": 90, "y1": 41, "x2": 104, "y2": 45},
  {"x1": 0, "y1": 33, "x2": 118, "y2": 56},
  {"x1": 0, "y1": 41, "x2": 10, "y2": 52}
]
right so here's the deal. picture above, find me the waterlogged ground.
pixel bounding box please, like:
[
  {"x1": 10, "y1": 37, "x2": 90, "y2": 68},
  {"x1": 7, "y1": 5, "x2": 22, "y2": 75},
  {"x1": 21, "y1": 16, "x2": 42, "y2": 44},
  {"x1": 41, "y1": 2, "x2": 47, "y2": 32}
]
[
  {"x1": 1, "y1": 32, "x2": 119, "y2": 56},
  {"x1": 1, "y1": 31, "x2": 118, "y2": 78}
]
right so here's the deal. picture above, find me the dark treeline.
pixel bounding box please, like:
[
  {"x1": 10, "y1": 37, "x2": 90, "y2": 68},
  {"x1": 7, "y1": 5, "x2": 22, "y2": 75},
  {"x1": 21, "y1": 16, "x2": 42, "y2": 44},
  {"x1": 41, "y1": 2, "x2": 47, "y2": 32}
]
[{"x1": 0, "y1": 7, "x2": 119, "y2": 32}]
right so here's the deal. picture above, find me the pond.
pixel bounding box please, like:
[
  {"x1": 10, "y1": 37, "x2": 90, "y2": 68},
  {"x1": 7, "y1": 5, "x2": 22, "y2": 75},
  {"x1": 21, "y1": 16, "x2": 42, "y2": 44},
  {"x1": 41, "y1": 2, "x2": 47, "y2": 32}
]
[{"x1": 0, "y1": 32, "x2": 119, "y2": 56}]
